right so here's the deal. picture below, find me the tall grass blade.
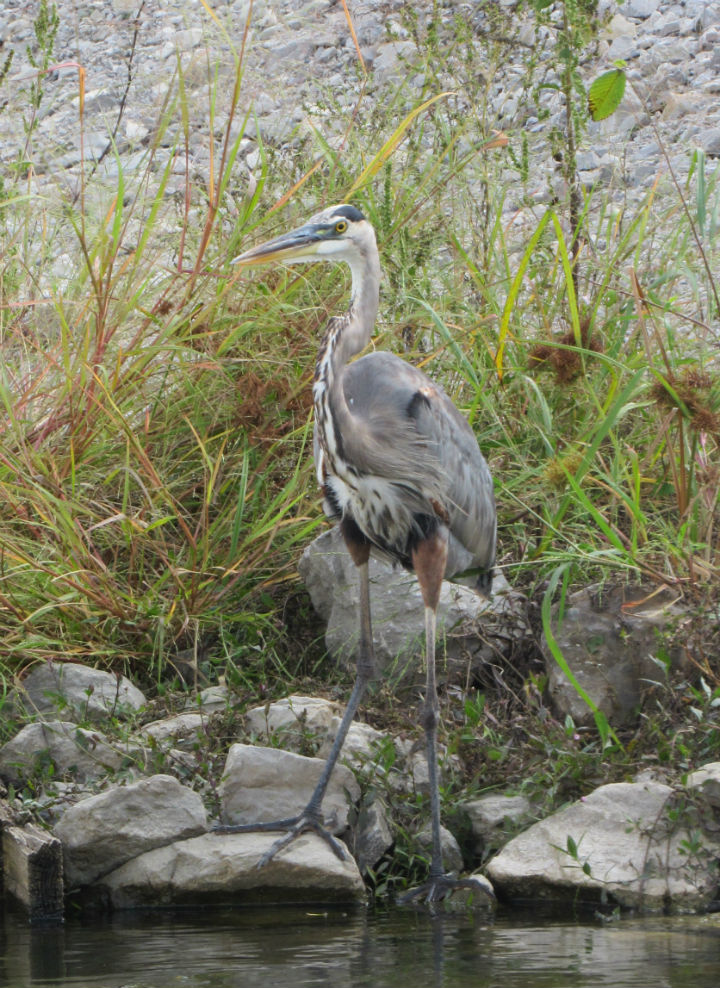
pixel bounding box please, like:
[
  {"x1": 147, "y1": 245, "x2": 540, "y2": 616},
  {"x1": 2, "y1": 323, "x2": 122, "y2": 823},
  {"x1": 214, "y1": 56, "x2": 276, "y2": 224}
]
[
  {"x1": 495, "y1": 208, "x2": 552, "y2": 380},
  {"x1": 542, "y1": 565, "x2": 618, "y2": 748}
]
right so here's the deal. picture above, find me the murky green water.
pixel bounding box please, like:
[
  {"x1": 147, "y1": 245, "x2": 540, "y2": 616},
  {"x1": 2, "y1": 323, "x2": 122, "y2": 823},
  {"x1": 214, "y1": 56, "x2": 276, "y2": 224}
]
[{"x1": 2, "y1": 906, "x2": 719, "y2": 988}]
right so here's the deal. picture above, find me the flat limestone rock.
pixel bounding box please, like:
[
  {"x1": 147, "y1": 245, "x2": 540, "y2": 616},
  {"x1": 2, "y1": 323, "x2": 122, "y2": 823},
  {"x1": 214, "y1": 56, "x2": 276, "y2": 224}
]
[
  {"x1": 245, "y1": 695, "x2": 344, "y2": 751},
  {"x1": 9, "y1": 662, "x2": 146, "y2": 722},
  {"x1": 0, "y1": 720, "x2": 125, "y2": 785},
  {"x1": 246, "y1": 695, "x2": 390, "y2": 770},
  {"x1": 99, "y1": 832, "x2": 365, "y2": 907},
  {"x1": 54, "y1": 774, "x2": 208, "y2": 888},
  {"x1": 487, "y1": 781, "x2": 720, "y2": 913},
  {"x1": 220, "y1": 744, "x2": 360, "y2": 834},
  {"x1": 140, "y1": 712, "x2": 206, "y2": 745}
]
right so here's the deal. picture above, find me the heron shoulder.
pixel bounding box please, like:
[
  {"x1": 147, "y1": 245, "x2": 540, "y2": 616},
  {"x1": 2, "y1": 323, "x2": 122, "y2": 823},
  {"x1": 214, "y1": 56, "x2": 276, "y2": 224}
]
[
  {"x1": 342, "y1": 352, "x2": 478, "y2": 451},
  {"x1": 341, "y1": 351, "x2": 437, "y2": 416}
]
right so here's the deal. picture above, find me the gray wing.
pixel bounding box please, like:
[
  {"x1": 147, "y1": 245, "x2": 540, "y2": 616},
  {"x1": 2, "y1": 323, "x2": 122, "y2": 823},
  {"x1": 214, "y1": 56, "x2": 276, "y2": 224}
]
[{"x1": 339, "y1": 351, "x2": 496, "y2": 578}]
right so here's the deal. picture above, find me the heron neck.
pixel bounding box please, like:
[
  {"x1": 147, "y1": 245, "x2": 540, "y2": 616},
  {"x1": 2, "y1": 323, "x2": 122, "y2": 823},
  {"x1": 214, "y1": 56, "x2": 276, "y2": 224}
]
[
  {"x1": 315, "y1": 248, "x2": 381, "y2": 387},
  {"x1": 346, "y1": 249, "x2": 381, "y2": 360},
  {"x1": 312, "y1": 248, "x2": 380, "y2": 475}
]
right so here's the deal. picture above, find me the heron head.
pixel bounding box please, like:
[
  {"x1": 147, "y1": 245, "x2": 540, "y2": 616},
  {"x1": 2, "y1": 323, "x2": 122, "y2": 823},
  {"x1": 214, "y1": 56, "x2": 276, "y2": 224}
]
[{"x1": 232, "y1": 203, "x2": 376, "y2": 269}]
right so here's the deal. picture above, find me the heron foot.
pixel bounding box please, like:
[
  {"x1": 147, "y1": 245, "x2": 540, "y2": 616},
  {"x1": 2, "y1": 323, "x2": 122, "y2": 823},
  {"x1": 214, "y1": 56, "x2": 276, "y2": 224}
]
[
  {"x1": 398, "y1": 873, "x2": 496, "y2": 908},
  {"x1": 214, "y1": 811, "x2": 348, "y2": 868}
]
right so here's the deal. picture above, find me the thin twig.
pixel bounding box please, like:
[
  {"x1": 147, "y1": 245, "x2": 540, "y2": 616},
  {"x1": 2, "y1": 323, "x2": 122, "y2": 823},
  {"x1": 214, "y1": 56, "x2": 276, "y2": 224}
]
[{"x1": 77, "y1": 0, "x2": 146, "y2": 200}]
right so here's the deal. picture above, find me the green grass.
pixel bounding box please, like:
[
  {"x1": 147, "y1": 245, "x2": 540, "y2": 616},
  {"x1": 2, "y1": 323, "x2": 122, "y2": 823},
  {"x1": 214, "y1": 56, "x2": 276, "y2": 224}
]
[{"x1": 1, "y1": 2, "x2": 719, "y2": 825}]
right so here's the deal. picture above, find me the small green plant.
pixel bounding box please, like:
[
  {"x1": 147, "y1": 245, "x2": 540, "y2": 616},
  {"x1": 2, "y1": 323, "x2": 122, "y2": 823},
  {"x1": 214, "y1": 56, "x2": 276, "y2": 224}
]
[
  {"x1": 558, "y1": 833, "x2": 593, "y2": 877},
  {"x1": 527, "y1": 0, "x2": 603, "y2": 290},
  {"x1": 20, "y1": 0, "x2": 60, "y2": 160}
]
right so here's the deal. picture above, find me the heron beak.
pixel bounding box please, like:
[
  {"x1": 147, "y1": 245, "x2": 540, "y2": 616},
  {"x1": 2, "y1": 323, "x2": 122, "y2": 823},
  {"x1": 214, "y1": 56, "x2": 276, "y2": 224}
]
[{"x1": 232, "y1": 223, "x2": 322, "y2": 266}]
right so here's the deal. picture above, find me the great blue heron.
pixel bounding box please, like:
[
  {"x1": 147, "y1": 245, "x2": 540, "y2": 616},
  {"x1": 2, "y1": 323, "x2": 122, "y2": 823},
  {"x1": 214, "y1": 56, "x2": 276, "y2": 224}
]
[{"x1": 219, "y1": 203, "x2": 496, "y2": 903}]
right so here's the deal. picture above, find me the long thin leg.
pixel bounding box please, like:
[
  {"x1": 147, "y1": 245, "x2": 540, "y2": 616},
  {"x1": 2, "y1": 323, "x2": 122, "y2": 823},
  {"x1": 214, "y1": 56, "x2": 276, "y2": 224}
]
[
  {"x1": 305, "y1": 545, "x2": 376, "y2": 820},
  {"x1": 422, "y1": 600, "x2": 444, "y2": 883},
  {"x1": 411, "y1": 533, "x2": 447, "y2": 890},
  {"x1": 400, "y1": 532, "x2": 495, "y2": 907},
  {"x1": 216, "y1": 533, "x2": 375, "y2": 866}
]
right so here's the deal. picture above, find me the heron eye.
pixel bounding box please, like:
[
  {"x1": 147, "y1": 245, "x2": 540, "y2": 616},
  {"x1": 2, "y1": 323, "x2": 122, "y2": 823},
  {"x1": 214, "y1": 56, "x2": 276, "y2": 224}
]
[{"x1": 335, "y1": 220, "x2": 348, "y2": 234}]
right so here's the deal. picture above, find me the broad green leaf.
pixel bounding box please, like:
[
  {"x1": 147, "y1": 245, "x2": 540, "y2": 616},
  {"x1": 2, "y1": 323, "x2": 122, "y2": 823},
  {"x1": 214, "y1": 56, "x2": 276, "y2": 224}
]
[{"x1": 587, "y1": 69, "x2": 626, "y2": 121}]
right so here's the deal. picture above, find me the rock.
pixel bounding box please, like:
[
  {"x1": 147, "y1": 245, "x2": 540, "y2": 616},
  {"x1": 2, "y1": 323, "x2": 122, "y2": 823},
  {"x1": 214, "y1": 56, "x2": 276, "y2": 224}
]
[
  {"x1": 602, "y1": 13, "x2": 637, "y2": 41},
  {"x1": 463, "y1": 794, "x2": 535, "y2": 854},
  {"x1": 17, "y1": 779, "x2": 95, "y2": 827},
  {"x1": 699, "y1": 26, "x2": 720, "y2": 50},
  {"x1": 0, "y1": 721, "x2": 126, "y2": 785},
  {"x1": 403, "y1": 744, "x2": 432, "y2": 794},
  {"x1": 487, "y1": 781, "x2": 720, "y2": 913},
  {"x1": 460, "y1": 872, "x2": 497, "y2": 909},
  {"x1": 111, "y1": 0, "x2": 139, "y2": 14},
  {"x1": 695, "y1": 0, "x2": 720, "y2": 29},
  {"x1": 661, "y1": 92, "x2": 713, "y2": 121},
  {"x1": 318, "y1": 719, "x2": 390, "y2": 771},
  {"x1": 543, "y1": 583, "x2": 688, "y2": 727},
  {"x1": 9, "y1": 662, "x2": 146, "y2": 723},
  {"x1": 606, "y1": 34, "x2": 639, "y2": 60},
  {"x1": 372, "y1": 40, "x2": 417, "y2": 83},
  {"x1": 351, "y1": 797, "x2": 394, "y2": 874},
  {"x1": 219, "y1": 744, "x2": 360, "y2": 835},
  {"x1": 0, "y1": 794, "x2": 13, "y2": 825},
  {"x1": 54, "y1": 774, "x2": 208, "y2": 888},
  {"x1": 184, "y1": 685, "x2": 233, "y2": 712},
  {"x1": 1, "y1": 822, "x2": 64, "y2": 922},
  {"x1": 417, "y1": 824, "x2": 464, "y2": 874},
  {"x1": 96, "y1": 831, "x2": 366, "y2": 907},
  {"x1": 299, "y1": 527, "x2": 528, "y2": 685},
  {"x1": 245, "y1": 694, "x2": 343, "y2": 751},
  {"x1": 686, "y1": 762, "x2": 720, "y2": 810},
  {"x1": 353, "y1": 11, "x2": 384, "y2": 46},
  {"x1": 124, "y1": 119, "x2": 149, "y2": 142},
  {"x1": 701, "y1": 127, "x2": 720, "y2": 156},
  {"x1": 575, "y1": 150, "x2": 600, "y2": 172},
  {"x1": 141, "y1": 712, "x2": 207, "y2": 745},
  {"x1": 620, "y1": 0, "x2": 656, "y2": 17}
]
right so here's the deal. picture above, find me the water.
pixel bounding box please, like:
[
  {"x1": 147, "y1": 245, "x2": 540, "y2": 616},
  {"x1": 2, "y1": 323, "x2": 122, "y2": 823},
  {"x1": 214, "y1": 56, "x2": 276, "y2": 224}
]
[{"x1": 2, "y1": 906, "x2": 719, "y2": 988}]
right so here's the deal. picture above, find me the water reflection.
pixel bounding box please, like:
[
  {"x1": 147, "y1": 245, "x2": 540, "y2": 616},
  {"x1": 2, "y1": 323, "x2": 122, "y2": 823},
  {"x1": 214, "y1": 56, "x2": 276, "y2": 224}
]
[{"x1": 2, "y1": 905, "x2": 719, "y2": 988}]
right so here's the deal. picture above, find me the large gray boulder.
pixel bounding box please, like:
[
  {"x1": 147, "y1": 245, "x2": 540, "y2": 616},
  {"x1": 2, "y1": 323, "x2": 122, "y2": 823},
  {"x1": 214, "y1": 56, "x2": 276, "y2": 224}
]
[
  {"x1": 298, "y1": 526, "x2": 528, "y2": 682},
  {"x1": 487, "y1": 781, "x2": 720, "y2": 913},
  {"x1": 9, "y1": 662, "x2": 146, "y2": 723},
  {"x1": 220, "y1": 743, "x2": 360, "y2": 834},
  {"x1": 0, "y1": 721, "x2": 125, "y2": 785},
  {"x1": 97, "y1": 832, "x2": 366, "y2": 907},
  {"x1": 543, "y1": 583, "x2": 687, "y2": 726},
  {"x1": 54, "y1": 774, "x2": 208, "y2": 887}
]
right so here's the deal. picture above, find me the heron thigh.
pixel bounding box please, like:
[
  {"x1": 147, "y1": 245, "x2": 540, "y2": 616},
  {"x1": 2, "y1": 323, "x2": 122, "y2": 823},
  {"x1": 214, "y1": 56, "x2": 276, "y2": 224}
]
[
  {"x1": 340, "y1": 515, "x2": 372, "y2": 567},
  {"x1": 411, "y1": 532, "x2": 448, "y2": 611}
]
